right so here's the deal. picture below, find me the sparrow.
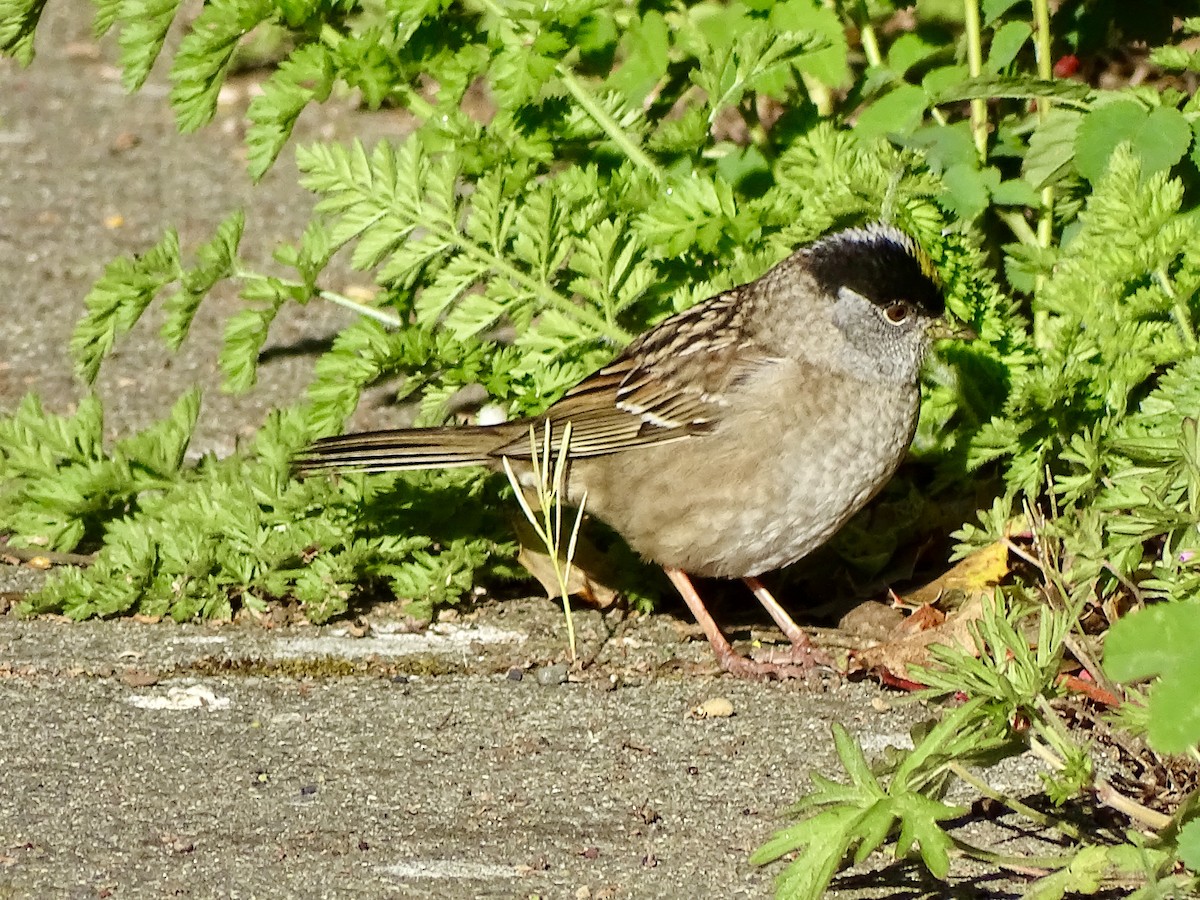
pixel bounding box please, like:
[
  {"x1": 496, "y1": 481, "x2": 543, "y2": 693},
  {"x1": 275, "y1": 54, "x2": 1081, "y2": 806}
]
[{"x1": 296, "y1": 224, "x2": 959, "y2": 678}]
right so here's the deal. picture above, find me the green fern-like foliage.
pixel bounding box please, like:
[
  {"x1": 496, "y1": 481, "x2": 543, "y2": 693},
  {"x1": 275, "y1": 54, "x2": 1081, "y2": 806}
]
[
  {"x1": 7, "y1": 403, "x2": 514, "y2": 623},
  {"x1": 973, "y1": 148, "x2": 1200, "y2": 493},
  {"x1": 10, "y1": 0, "x2": 1200, "y2": 895},
  {"x1": 955, "y1": 149, "x2": 1200, "y2": 620},
  {"x1": 3, "y1": 0, "x2": 1190, "y2": 641},
  {"x1": 0, "y1": 0, "x2": 1014, "y2": 625}
]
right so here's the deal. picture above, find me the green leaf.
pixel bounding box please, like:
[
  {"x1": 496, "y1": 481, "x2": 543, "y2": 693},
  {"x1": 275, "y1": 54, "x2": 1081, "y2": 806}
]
[
  {"x1": 854, "y1": 84, "x2": 928, "y2": 140},
  {"x1": 0, "y1": 0, "x2": 46, "y2": 64},
  {"x1": 169, "y1": 0, "x2": 273, "y2": 132},
  {"x1": 0, "y1": 394, "x2": 104, "y2": 481},
  {"x1": 70, "y1": 229, "x2": 182, "y2": 384},
  {"x1": 490, "y1": 28, "x2": 562, "y2": 106},
  {"x1": 1023, "y1": 107, "x2": 1082, "y2": 188},
  {"x1": 932, "y1": 73, "x2": 1090, "y2": 104},
  {"x1": 1023, "y1": 845, "x2": 1113, "y2": 900},
  {"x1": 636, "y1": 173, "x2": 753, "y2": 256},
  {"x1": 608, "y1": 10, "x2": 669, "y2": 105},
  {"x1": 162, "y1": 210, "x2": 245, "y2": 350},
  {"x1": 902, "y1": 120, "x2": 978, "y2": 171},
  {"x1": 1179, "y1": 819, "x2": 1200, "y2": 871},
  {"x1": 940, "y1": 163, "x2": 1000, "y2": 220},
  {"x1": 92, "y1": 0, "x2": 120, "y2": 37},
  {"x1": 1075, "y1": 100, "x2": 1192, "y2": 183},
  {"x1": 832, "y1": 723, "x2": 885, "y2": 792},
  {"x1": 921, "y1": 63, "x2": 970, "y2": 97},
  {"x1": 1105, "y1": 603, "x2": 1200, "y2": 753},
  {"x1": 849, "y1": 801, "x2": 896, "y2": 864},
  {"x1": 893, "y1": 793, "x2": 957, "y2": 878},
  {"x1": 982, "y1": 0, "x2": 1025, "y2": 25},
  {"x1": 985, "y1": 21, "x2": 1031, "y2": 73},
  {"x1": 991, "y1": 177, "x2": 1039, "y2": 207},
  {"x1": 218, "y1": 292, "x2": 286, "y2": 394},
  {"x1": 115, "y1": 0, "x2": 182, "y2": 92},
  {"x1": 886, "y1": 32, "x2": 941, "y2": 77},
  {"x1": 771, "y1": 0, "x2": 848, "y2": 88},
  {"x1": 114, "y1": 387, "x2": 200, "y2": 475},
  {"x1": 691, "y1": 25, "x2": 823, "y2": 122},
  {"x1": 246, "y1": 42, "x2": 336, "y2": 180}
]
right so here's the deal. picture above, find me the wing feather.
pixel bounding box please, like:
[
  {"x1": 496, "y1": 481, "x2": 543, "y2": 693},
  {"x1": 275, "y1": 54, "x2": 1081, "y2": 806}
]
[{"x1": 497, "y1": 287, "x2": 778, "y2": 459}]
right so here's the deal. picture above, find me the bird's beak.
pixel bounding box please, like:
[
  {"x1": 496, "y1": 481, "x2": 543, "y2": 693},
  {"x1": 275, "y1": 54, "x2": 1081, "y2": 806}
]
[{"x1": 928, "y1": 318, "x2": 976, "y2": 342}]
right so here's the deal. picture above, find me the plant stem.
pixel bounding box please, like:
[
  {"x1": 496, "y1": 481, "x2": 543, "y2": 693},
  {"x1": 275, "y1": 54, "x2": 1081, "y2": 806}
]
[
  {"x1": 503, "y1": 423, "x2": 582, "y2": 662},
  {"x1": 1027, "y1": 730, "x2": 1172, "y2": 832},
  {"x1": 559, "y1": 69, "x2": 663, "y2": 179},
  {"x1": 996, "y1": 208, "x2": 1039, "y2": 246},
  {"x1": 948, "y1": 762, "x2": 1082, "y2": 839},
  {"x1": 800, "y1": 71, "x2": 833, "y2": 117},
  {"x1": 1155, "y1": 267, "x2": 1197, "y2": 349},
  {"x1": 949, "y1": 838, "x2": 1077, "y2": 873},
  {"x1": 860, "y1": 20, "x2": 883, "y2": 68},
  {"x1": 473, "y1": 0, "x2": 662, "y2": 181},
  {"x1": 454, "y1": 229, "x2": 633, "y2": 344},
  {"x1": 548, "y1": 421, "x2": 579, "y2": 661},
  {"x1": 1093, "y1": 778, "x2": 1171, "y2": 831},
  {"x1": 963, "y1": 0, "x2": 987, "y2": 161},
  {"x1": 1032, "y1": 0, "x2": 1055, "y2": 249},
  {"x1": 395, "y1": 84, "x2": 438, "y2": 122},
  {"x1": 317, "y1": 289, "x2": 403, "y2": 327},
  {"x1": 240, "y1": 271, "x2": 406, "y2": 328}
]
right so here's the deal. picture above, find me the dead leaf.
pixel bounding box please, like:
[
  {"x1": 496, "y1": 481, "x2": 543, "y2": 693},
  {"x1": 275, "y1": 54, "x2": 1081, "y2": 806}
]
[
  {"x1": 64, "y1": 41, "x2": 101, "y2": 61},
  {"x1": 902, "y1": 542, "x2": 1009, "y2": 609},
  {"x1": 893, "y1": 603, "x2": 945, "y2": 637},
  {"x1": 514, "y1": 519, "x2": 620, "y2": 609},
  {"x1": 342, "y1": 283, "x2": 379, "y2": 302},
  {"x1": 838, "y1": 600, "x2": 904, "y2": 642},
  {"x1": 110, "y1": 131, "x2": 141, "y2": 153},
  {"x1": 853, "y1": 595, "x2": 985, "y2": 682}
]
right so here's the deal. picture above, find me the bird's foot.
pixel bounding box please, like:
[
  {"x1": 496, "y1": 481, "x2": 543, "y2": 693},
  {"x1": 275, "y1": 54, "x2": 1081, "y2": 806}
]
[
  {"x1": 664, "y1": 566, "x2": 837, "y2": 681},
  {"x1": 751, "y1": 638, "x2": 835, "y2": 672},
  {"x1": 739, "y1": 576, "x2": 836, "y2": 670},
  {"x1": 714, "y1": 642, "x2": 833, "y2": 681}
]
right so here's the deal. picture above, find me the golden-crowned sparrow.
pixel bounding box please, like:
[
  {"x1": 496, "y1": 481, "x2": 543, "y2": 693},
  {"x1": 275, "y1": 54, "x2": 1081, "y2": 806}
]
[{"x1": 296, "y1": 224, "x2": 960, "y2": 678}]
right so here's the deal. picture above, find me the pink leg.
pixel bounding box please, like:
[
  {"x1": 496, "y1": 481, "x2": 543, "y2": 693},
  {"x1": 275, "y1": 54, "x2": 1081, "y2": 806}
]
[
  {"x1": 664, "y1": 567, "x2": 824, "y2": 679},
  {"x1": 742, "y1": 576, "x2": 829, "y2": 668},
  {"x1": 742, "y1": 575, "x2": 808, "y2": 645}
]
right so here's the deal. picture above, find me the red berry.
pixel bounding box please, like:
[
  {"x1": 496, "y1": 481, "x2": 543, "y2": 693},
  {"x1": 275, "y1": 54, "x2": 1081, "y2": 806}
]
[{"x1": 1054, "y1": 54, "x2": 1080, "y2": 77}]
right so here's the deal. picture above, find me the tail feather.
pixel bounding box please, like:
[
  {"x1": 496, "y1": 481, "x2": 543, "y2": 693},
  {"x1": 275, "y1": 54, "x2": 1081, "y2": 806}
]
[{"x1": 294, "y1": 424, "x2": 522, "y2": 475}]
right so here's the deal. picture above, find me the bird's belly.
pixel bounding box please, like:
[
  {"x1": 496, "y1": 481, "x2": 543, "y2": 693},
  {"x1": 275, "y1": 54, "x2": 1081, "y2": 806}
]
[{"x1": 574, "y1": 382, "x2": 918, "y2": 578}]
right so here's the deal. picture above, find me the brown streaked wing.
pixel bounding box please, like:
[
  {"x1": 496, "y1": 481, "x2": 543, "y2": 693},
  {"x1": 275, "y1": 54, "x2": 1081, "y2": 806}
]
[{"x1": 495, "y1": 287, "x2": 778, "y2": 459}]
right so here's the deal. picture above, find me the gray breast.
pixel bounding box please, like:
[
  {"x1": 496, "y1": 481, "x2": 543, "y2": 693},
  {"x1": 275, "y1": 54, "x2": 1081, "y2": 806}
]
[{"x1": 573, "y1": 372, "x2": 920, "y2": 578}]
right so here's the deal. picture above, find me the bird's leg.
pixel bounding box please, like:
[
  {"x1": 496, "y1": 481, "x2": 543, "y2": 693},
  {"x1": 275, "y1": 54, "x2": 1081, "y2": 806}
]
[
  {"x1": 742, "y1": 575, "x2": 830, "y2": 668},
  {"x1": 663, "y1": 567, "x2": 817, "y2": 679}
]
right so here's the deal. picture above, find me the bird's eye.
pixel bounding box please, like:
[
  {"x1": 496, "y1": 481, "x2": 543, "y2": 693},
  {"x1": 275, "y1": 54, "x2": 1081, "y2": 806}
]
[{"x1": 883, "y1": 302, "x2": 910, "y2": 325}]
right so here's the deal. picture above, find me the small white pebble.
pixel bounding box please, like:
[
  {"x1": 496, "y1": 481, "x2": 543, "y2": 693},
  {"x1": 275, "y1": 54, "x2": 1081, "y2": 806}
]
[{"x1": 689, "y1": 697, "x2": 734, "y2": 720}]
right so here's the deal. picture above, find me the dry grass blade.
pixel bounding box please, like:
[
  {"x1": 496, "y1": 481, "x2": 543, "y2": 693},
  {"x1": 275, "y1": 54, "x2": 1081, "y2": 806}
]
[{"x1": 502, "y1": 422, "x2": 586, "y2": 662}]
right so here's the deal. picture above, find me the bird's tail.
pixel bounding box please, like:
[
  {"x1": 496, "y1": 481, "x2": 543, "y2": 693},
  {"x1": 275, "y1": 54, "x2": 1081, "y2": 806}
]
[{"x1": 294, "y1": 423, "x2": 526, "y2": 475}]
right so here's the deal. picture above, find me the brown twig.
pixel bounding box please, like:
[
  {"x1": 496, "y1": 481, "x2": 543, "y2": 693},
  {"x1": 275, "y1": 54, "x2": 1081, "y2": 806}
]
[{"x1": 0, "y1": 545, "x2": 97, "y2": 567}]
